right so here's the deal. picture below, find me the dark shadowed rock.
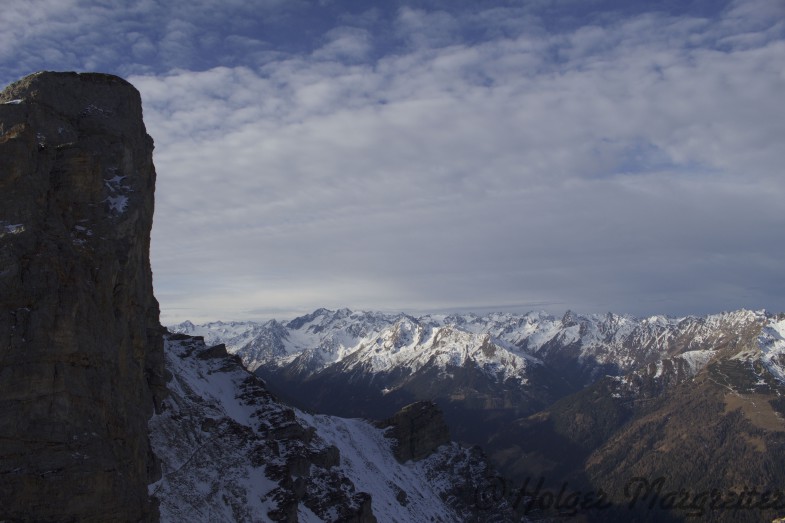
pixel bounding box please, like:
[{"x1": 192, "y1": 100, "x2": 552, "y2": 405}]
[
  {"x1": 0, "y1": 72, "x2": 165, "y2": 522},
  {"x1": 378, "y1": 401, "x2": 451, "y2": 462}
]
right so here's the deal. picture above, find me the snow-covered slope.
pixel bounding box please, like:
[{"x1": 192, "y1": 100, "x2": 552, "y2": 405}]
[{"x1": 150, "y1": 333, "x2": 514, "y2": 522}]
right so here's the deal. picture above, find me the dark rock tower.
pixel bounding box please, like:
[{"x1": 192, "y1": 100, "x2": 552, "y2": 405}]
[{"x1": 0, "y1": 72, "x2": 166, "y2": 522}]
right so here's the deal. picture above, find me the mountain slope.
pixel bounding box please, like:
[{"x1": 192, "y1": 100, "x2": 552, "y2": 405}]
[{"x1": 151, "y1": 333, "x2": 515, "y2": 522}]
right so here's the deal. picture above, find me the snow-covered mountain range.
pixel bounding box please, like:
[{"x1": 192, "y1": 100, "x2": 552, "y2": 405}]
[
  {"x1": 171, "y1": 307, "x2": 779, "y2": 405},
  {"x1": 173, "y1": 308, "x2": 775, "y2": 374}
]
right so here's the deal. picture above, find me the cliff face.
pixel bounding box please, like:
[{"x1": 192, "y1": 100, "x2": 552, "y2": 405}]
[{"x1": 0, "y1": 72, "x2": 166, "y2": 522}]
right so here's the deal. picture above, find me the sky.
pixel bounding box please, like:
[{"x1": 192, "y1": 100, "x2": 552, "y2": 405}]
[{"x1": 1, "y1": 0, "x2": 784, "y2": 323}]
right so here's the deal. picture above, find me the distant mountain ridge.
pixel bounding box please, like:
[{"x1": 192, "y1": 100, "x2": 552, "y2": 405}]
[{"x1": 171, "y1": 307, "x2": 776, "y2": 394}]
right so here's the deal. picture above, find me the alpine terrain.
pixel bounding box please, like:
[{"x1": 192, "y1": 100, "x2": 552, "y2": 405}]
[
  {"x1": 175, "y1": 307, "x2": 785, "y2": 522},
  {"x1": 3, "y1": 70, "x2": 783, "y2": 523},
  {"x1": 0, "y1": 72, "x2": 515, "y2": 523}
]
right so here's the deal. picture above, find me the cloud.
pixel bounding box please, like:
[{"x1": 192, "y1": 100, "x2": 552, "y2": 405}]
[
  {"x1": 2, "y1": 0, "x2": 783, "y2": 322},
  {"x1": 0, "y1": 0, "x2": 304, "y2": 82},
  {"x1": 313, "y1": 27, "x2": 373, "y2": 61},
  {"x1": 395, "y1": 7, "x2": 463, "y2": 49},
  {"x1": 139, "y1": 3, "x2": 785, "y2": 321}
]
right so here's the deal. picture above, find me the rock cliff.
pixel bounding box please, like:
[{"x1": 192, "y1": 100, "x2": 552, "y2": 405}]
[
  {"x1": 378, "y1": 401, "x2": 451, "y2": 462},
  {"x1": 0, "y1": 72, "x2": 165, "y2": 522}
]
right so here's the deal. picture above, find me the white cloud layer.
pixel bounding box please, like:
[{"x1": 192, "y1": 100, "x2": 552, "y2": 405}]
[{"x1": 2, "y1": 0, "x2": 784, "y2": 322}]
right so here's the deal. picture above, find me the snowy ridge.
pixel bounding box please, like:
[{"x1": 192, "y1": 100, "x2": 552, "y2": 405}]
[
  {"x1": 150, "y1": 334, "x2": 514, "y2": 522},
  {"x1": 173, "y1": 319, "x2": 291, "y2": 367},
  {"x1": 756, "y1": 317, "x2": 785, "y2": 383},
  {"x1": 150, "y1": 336, "x2": 309, "y2": 521}
]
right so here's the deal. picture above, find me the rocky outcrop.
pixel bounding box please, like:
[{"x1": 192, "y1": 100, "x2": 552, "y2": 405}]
[
  {"x1": 0, "y1": 72, "x2": 165, "y2": 522},
  {"x1": 151, "y1": 334, "x2": 379, "y2": 522},
  {"x1": 152, "y1": 333, "x2": 515, "y2": 522},
  {"x1": 379, "y1": 401, "x2": 451, "y2": 462}
]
